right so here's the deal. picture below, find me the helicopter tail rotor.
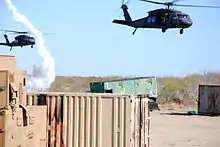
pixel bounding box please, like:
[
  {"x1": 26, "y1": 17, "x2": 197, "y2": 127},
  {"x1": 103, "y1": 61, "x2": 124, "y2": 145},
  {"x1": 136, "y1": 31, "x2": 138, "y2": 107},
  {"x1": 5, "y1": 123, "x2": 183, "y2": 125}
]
[
  {"x1": 121, "y1": 0, "x2": 130, "y2": 8},
  {"x1": 117, "y1": 0, "x2": 130, "y2": 16},
  {"x1": 116, "y1": 0, "x2": 132, "y2": 22}
]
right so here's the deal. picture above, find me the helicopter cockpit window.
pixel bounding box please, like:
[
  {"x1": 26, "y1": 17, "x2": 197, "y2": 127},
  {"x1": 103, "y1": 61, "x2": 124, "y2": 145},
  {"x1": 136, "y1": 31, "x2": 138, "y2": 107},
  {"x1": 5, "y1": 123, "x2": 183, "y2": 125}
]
[
  {"x1": 171, "y1": 14, "x2": 177, "y2": 20},
  {"x1": 177, "y1": 14, "x2": 189, "y2": 19},
  {"x1": 27, "y1": 37, "x2": 35, "y2": 42}
]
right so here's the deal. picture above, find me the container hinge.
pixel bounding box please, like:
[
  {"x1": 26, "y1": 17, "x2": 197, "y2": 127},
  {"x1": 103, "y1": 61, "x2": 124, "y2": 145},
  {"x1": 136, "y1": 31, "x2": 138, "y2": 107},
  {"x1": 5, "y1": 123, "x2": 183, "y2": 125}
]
[
  {"x1": 0, "y1": 110, "x2": 6, "y2": 116},
  {"x1": 27, "y1": 131, "x2": 34, "y2": 139},
  {"x1": 29, "y1": 116, "x2": 34, "y2": 125},
  {"x1": 40, "y1": 138, "x2": 46, "y2": 147},
  {"x1": 0, "y1": 129, "x2": 4, "y2": 133},
  {"x1": 19, "y1": 104, "x2": 34, "y2": 125},
  {"x1": 0, "y1": 86, "x2": 6, "y2": 92},
  {"x1": 16, "y1": 117, "x2": 22, "y2": 127}
]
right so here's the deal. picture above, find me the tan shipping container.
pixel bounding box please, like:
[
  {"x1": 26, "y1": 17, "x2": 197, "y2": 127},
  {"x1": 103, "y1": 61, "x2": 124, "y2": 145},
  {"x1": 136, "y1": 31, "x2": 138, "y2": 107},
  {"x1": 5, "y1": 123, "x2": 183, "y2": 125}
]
[
  {"x1": 27, "y1": 92, "x2": 150, "y2": 147},
  {"x1": 0, "y1": 55, "x2": 16, "y2": 72},
  {"x1": 198, "y1": 85, "x2": 220, "y2": 115},
  {"x1": 0, "y1": 69, "x2": 47, "y2": 147}
]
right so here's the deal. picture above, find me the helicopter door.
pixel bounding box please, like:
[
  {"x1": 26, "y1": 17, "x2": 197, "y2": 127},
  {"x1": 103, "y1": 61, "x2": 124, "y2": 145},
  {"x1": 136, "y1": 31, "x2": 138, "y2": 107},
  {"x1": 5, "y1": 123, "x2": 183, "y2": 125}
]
[
  {"x1": 170, "y1": 14, "x2": 178, "y2": 25},
  {"x1": 155, "y1": 15, "x2": 165, "y2": 25}
]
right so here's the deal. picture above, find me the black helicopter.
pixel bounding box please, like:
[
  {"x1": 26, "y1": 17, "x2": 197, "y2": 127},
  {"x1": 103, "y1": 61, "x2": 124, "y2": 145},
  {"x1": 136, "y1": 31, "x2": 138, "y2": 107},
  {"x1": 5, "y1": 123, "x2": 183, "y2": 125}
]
[
  {"x1": 113, "y1": 0, "x2": 220, "y2": 35},
  {"x1": 0, "y1": 30, "x2": 36, "y2": 51}
]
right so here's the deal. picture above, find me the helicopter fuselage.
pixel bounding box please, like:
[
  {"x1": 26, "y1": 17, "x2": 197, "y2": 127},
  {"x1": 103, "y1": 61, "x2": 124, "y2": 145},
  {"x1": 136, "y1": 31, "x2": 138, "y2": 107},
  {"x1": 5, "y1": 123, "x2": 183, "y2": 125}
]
[
  {"x1": 129, "y1": 9, "x2": 193, "y2": 29},
  {"x1": 113, "y1": 6, "x2": 193, "y2": 34},
  {"x1": 0, "y1": 34, "x2": 35, "y2": 50}
]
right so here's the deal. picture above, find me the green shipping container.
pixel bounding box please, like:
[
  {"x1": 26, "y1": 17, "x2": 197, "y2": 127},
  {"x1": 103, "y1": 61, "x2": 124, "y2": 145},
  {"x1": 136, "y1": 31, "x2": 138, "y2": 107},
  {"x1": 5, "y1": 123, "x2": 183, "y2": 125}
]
[
  {"x1": 90, "y1": 77, "x2": 157, "y2": 98},
  {"x1": 90, "y1": 82, "x2": 105, "y2": 93}
]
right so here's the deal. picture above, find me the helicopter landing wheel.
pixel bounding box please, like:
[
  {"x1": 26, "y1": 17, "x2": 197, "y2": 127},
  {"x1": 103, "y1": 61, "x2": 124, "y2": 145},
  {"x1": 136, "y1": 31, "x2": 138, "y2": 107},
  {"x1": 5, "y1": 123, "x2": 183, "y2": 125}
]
[
  {"x1": 162, "y1": 28, "x2": 166, "y2": 33},
  {"x1": 180, "y1": 29, "x2": 184, "y2": 34},
  {"x1": 31, "y1": 45, "x2": 33, "y2": 48}
]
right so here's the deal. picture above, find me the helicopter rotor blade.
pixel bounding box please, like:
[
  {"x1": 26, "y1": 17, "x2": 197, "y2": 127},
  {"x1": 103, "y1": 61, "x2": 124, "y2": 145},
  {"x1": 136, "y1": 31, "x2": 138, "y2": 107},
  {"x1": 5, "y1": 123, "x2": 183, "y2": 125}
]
[
  {"x1": 139, "y1": 0, "x2": 220, "y2": 8},
  {"x1": 42, "y1": 33, "x2": 56, "y2": 35},
  {"x1": 116, "y1": 0, "x2": 124, "y2": 11},
  {"x1": 172, "y1": 3, "x2": 220, "y2": 8},
  {"x1": 36, "y1": 29, "x2": 56, "y2": 35},
  {"x1": 0, "y1": 29, "x2": 29, "y2": 34},
  {"x1": 116, "y1": 0, "x2": 130, "y2": 14},
  {"x1": 171, "y1": 0, "x2": 184, "y2": 4},
  {"x1": 139, "y1": 0, "x2": 165, "y2": 5},
  {"x1": 124, "y1": 0, "x2": 130, "y2": 5},
  {"x1": 11, "y1": 32, "x2": 29, "y2": 34},
  {"x1": 0, "y1": 29, "x2": 56, "y2": 36},
  {"x1": 120, "y1": 0, "x2": 130, "y2": 6}
]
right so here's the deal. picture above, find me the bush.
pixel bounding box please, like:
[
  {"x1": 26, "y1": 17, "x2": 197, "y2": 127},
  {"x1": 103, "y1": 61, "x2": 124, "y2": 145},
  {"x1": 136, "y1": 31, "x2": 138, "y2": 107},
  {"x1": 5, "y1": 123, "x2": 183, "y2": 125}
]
[{"x1": 49, "y1": 72, "x2": 220, "y2": 106}]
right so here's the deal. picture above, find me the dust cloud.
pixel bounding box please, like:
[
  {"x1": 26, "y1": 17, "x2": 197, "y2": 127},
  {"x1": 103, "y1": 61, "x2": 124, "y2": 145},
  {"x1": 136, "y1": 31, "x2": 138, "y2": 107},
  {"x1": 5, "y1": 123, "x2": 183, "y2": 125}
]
[{"x1": 5, "y1": 0, "x2": 55, "y2": 92}]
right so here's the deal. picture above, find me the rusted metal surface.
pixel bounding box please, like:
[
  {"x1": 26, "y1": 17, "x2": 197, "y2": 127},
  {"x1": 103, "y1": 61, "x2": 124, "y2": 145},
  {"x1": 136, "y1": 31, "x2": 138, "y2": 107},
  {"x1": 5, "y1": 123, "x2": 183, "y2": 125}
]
[
  {"x1": 198, "y1": 85, "x2": 220, "y2": 115},
  {"x1": 27, "y1": 92, "x2": 150, "y2": 147}
]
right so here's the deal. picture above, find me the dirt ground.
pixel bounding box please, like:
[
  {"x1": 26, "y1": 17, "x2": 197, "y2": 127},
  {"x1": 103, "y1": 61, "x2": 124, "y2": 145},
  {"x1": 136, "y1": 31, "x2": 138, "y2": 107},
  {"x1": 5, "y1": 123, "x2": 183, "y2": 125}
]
[{"x1": 150, "y1": 110, "x2": 220, "y2": 147}]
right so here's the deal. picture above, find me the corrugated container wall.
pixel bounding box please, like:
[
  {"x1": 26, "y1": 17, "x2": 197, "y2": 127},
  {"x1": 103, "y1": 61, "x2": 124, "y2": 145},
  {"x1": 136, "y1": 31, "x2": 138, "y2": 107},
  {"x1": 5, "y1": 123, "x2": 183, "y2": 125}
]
[
  {"x1": 27, "y1": 92, "x2": 150, "y2": 147},
  {"x1": 198, "y1": 85, "x2": 220, "y2": 115}
]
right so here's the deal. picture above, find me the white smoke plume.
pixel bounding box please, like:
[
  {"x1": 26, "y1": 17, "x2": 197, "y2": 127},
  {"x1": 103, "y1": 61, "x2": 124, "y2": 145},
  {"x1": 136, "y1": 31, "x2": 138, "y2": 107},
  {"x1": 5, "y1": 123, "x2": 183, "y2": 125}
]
[{"x1": 5, "y1": 0, "x2": 55, "y2": 92}]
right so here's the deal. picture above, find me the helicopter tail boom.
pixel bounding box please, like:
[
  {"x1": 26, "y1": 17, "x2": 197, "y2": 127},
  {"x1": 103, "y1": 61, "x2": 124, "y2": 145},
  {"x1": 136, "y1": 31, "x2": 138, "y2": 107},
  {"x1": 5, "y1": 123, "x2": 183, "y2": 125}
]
[{"x1": 112, "y1": 20, "x2": 130, "y2": 25}]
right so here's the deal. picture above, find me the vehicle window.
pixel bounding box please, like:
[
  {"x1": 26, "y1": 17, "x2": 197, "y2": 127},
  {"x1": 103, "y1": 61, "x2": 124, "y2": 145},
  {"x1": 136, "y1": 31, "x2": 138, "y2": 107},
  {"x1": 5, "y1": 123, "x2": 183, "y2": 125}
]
[
  {"x1": 147, "y1": 16, "x2": 151, "y2": 23},
  {"x1": 151, "y1": 16, "x2": 156, "y2": 23},
  {"x1": 177, "y1": 14, "x2": 182, "y2": 18},
  {"x1": 177, "y1": 14, "x2": 188, "y2": 19},
  {"x1": 171, "y1": 14, "x2": 176, "y2": 20},
  {"x1": 172, "y1": 16, "x2": 176, "y2": 20}
]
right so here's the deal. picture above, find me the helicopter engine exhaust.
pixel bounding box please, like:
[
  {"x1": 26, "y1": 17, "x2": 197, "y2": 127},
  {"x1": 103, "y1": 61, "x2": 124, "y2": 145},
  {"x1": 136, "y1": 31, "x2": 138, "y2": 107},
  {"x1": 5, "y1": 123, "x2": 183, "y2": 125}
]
[{"x1": 5, "y1": 0, "x2": 56, "y2": 92}]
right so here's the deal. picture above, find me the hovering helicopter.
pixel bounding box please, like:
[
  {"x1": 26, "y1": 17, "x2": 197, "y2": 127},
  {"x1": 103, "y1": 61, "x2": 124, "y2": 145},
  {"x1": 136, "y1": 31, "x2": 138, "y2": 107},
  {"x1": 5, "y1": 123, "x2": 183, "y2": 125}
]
[
  {"x1": 113, "y1": 0, "x2": 220, "y2": 35},
  {"x1": 0, "y1": 30, "x2": 36, "y2": 51}
]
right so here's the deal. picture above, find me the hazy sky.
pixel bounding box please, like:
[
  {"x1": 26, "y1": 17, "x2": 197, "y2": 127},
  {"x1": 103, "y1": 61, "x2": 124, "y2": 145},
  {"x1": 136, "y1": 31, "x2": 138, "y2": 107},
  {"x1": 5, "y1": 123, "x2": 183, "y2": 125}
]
[{"x1": 0, "y1": 0, "x2": 219, "y2": 77}]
